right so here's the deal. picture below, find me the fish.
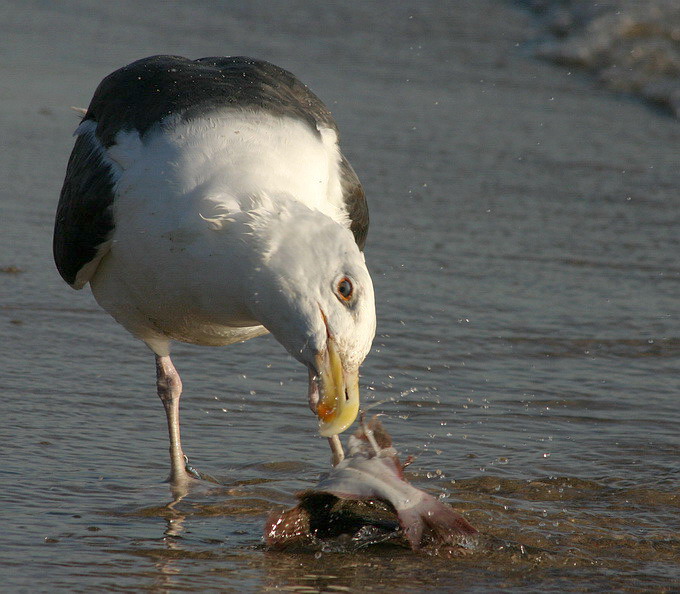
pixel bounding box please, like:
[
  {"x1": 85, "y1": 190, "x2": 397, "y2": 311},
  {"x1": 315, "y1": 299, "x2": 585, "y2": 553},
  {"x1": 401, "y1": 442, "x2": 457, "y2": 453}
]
[{"x1": 265, "y1": 416, "x2": 478, "y2": 551}]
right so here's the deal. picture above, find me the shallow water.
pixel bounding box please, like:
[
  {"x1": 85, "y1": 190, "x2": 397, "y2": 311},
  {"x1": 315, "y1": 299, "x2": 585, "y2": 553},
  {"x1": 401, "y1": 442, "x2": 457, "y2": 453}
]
[{"x1": 1, "y1": 1, "x2": 678, "y2": 591}]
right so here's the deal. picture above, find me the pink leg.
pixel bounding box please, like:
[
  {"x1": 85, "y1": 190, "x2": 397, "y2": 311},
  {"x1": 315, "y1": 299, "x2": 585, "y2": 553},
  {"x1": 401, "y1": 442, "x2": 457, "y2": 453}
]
[{"x1": 155, "y1": 354, "x2": 195, "y2": 485}]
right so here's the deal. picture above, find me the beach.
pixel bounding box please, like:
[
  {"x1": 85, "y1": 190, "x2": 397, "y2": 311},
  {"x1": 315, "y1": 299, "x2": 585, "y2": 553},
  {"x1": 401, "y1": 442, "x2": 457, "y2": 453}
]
[{"x1": 1, "y1": 1, "x2": 678, "y2": 590}]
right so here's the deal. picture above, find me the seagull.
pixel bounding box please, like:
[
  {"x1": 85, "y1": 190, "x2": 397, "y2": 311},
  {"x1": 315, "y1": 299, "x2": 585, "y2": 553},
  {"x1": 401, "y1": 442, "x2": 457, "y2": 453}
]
[{"x1": 53, "y1": 55, "x2": 376, "y2": 485}]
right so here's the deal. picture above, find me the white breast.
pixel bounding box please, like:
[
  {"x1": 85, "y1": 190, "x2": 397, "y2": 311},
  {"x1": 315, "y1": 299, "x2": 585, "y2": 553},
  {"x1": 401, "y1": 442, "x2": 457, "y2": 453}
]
[
  {"x1": 86, "y1": 110, "x2": 348, "y2": 354},
  {"x1": 108, "y1": 110, "x2": 346, "y2": 223}
]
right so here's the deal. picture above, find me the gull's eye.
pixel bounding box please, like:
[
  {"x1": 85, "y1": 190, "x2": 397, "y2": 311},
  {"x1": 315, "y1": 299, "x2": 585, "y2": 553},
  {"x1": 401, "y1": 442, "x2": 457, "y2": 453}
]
[{"x1": 336, "y1": 277, "x2": 354, "y2": 301}]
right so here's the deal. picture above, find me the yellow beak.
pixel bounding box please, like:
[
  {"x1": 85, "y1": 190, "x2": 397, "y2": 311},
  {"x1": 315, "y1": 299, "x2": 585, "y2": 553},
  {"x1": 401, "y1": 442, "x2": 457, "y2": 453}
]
[{"x1": 315, "y1": 336, "x2": 360, "y2": 437}]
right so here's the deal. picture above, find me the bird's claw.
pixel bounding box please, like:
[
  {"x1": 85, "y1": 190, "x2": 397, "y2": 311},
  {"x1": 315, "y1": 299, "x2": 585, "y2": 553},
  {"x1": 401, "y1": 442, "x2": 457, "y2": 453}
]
[
  {"x1": 183, "y1": 455, "x2": 202, "y2": 480},
  {"x1": 183, "y1": 455, "x2": 220, "y2": 484}
]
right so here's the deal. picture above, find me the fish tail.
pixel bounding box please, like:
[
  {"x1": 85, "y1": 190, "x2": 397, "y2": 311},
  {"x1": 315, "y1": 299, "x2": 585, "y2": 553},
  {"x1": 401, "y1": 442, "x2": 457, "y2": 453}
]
[{"x1": 398, "y1": 494, "x2": 477, "y2": 550}]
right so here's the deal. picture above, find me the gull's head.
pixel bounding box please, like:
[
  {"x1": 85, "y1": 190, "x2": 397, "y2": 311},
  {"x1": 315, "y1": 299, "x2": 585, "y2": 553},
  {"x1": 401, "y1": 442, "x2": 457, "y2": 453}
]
[{"x1": 243, "y1": 197, "x2": 376, "y2": 437}]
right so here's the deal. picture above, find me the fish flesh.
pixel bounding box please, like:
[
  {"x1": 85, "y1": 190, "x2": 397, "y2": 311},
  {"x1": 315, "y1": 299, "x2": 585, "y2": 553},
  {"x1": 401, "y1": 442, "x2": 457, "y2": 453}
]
[{"x1": 265, "y1": 416, "x2": 477, "y2": 550}]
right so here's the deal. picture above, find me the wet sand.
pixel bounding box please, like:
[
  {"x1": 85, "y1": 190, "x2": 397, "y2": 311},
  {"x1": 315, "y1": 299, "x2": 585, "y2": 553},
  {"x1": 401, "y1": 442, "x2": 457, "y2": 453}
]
[{"x1": 1, "y1": 1, "x2": 678, "y2": 591}]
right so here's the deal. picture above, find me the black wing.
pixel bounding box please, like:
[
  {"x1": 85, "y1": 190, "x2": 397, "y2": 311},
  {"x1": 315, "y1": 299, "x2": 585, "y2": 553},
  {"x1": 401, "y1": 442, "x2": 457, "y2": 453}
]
[
  {"x1": 339, "y1": 155, "x2": 369, "y2": 250},
  {"x1": 85, "y1": 55, "x2": 338, "y2": 147},
  {"x1": 53, "y1": 130, "x2": 115, "y2": 288}
]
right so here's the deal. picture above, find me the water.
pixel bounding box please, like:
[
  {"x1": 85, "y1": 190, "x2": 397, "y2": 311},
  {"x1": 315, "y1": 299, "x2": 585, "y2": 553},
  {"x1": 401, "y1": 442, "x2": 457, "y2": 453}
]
[
  {"x1": 521, "y1": 0, "x2": 680, "y2": 117},
  {"x1": 1, "y1": 1, "x2": 678, "y2": 591}
]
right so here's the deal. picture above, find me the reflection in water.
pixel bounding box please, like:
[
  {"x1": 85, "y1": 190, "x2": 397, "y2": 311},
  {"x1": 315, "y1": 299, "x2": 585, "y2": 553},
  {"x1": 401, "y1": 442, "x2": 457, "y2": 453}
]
[{"x1": 150, "y1": 485, "x2": 190, "y2": 592}]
